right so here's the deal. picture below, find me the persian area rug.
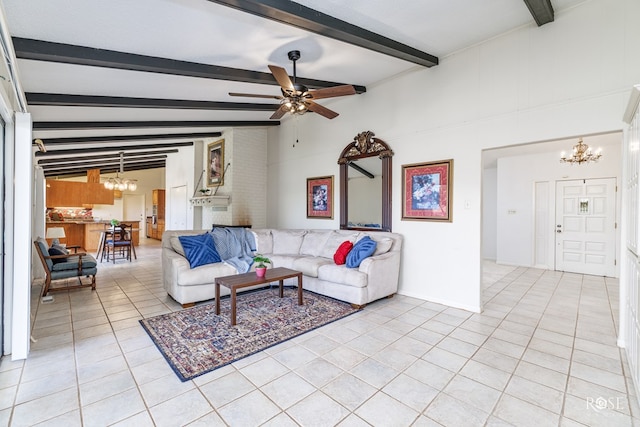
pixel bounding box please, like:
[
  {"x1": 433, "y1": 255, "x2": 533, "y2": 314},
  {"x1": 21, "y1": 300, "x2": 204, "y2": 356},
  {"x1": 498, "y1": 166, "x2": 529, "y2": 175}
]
[{"x1": 140, "y1": 287, "x2": 360, "y2": 381}]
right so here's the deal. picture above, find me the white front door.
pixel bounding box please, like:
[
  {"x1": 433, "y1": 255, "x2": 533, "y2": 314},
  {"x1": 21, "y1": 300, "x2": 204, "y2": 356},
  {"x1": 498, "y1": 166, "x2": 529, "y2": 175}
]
[
  {"x1": 555, "y1": 178, "x2": 616, "y2": 276},
  {"x1": 123, "y1": 194, "x2": 146, "y2": 232}
]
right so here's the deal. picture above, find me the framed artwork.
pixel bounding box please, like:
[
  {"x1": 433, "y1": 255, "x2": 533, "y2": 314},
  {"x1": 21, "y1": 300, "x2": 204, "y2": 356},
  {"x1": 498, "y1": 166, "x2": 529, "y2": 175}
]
[
  {"x1": 307, "y1": 176, "x2": 334, "y2": 219},
  {"x1": 402, "y1": 159, "x2": 453, "y2": 222},
  {"x1": 207, "y1": 139, "x2": 225, "y2": 187}
]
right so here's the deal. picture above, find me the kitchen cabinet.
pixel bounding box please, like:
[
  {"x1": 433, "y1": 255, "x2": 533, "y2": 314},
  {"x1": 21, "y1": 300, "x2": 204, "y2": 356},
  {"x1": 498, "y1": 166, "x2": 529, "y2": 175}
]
[
  {"x1": 149, "y1": 189, "x2": 166, "y2": 240},
  {"x1": 45, "y1": 222, "x2": 84, "y2": 247},
  {"x1": 146, "y1": 217, "x2": 153, "y2": 238},
  {"x1": 152, "y1": 189, "x2": 165, "y2": 219},
  {"x1": 46, "y1": 180, "x2": 114, "y2": 207}
]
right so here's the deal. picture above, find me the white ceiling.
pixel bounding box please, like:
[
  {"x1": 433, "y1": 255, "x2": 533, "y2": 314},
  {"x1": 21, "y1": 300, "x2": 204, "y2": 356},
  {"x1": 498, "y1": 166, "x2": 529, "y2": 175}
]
[{"x1": 0, "y1": 0, "x2": 589, "y2": 175}]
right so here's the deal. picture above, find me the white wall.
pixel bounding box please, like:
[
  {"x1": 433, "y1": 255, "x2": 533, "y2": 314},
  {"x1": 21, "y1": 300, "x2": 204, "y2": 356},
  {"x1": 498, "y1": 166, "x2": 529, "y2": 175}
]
[
  {"x1": 165, "y1": 145, "x2": 196, "y2": 230},
  {"x1": 495, "y1": 141, "x2": 622, "y2": 270},
  {"x1": 482, "y1": 168, "x2": 497, "y2": 260},
  {"x1": 266, "y1": 0, "x2": 640, "y2": 312}
]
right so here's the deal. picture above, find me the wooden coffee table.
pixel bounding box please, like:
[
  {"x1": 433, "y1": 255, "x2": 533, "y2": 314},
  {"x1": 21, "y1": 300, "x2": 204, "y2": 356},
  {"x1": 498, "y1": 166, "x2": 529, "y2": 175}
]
[{"x1": 215, "y1": 267, "x2": 303, "y2": 325}]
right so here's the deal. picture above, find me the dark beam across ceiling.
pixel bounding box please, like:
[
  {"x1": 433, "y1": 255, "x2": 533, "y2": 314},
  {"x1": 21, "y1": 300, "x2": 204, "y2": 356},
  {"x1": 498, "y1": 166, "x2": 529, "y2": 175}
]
[
  {"x1": 35, "y1": 141, "x2": 194, "y2": 157},
  {"x1": 36, "y1": 150, "x2": 179, "y2": 164},
  {"x1": 43, "y1": 160, "x2": 167, "y2": 178},
  {"x1": 209, "y1": 0, "x2": 438, "y2": 67},
  {"x1": 26, "y1": 93, "x2": 279, "y2": 111},
  {"x1": 38, "y1": 155, "x2": 168, "y2": 169},
  {"x1": 33, "y1": 120, "x2": 280, "y2": 130},
  {"x1": 522, "y1": 0, "x2": 554, "y2": 26},
  {"x1": 33, "y1": 131, "x2": 222, "y2": 146},
  {"x1": 13, "y1": 38, "x2": 367, "y2": 93}
]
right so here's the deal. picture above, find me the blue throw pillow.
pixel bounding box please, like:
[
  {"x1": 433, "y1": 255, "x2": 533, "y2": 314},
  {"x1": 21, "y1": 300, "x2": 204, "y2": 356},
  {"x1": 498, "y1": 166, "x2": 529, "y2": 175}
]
[
  {"x1": 346, "y1": 236, "x2": 377, "y2": 268},
  {"x1": 178, "y1": 233, "x2": 222, "y2": 269},
  {"x1": 48, "y1": 246, "x2": 68, "y2": 264}
]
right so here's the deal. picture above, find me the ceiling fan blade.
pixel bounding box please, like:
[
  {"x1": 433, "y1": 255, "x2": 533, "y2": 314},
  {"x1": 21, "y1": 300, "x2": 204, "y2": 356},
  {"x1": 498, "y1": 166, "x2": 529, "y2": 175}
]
[
  {"x1": 229, "y1": 92, "x2": 282, "y2": 100},
  {"x1": 268, "y1": 65, "x2": 295, "y2": 92},
  {"x1": 307, "y1": 85, "x2": 356, "y2": 100},
  {"x1": 305, "y1": 100, "x2": 339, "y2": 119},
  {"x1": 270, "y1": 104, "x2": 288, "y2": 120}
]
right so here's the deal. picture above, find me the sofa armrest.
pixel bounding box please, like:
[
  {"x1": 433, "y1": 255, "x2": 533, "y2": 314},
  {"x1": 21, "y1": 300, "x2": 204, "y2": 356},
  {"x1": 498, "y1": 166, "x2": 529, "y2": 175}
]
[
  {"x1": 162, "y1": 248, "x2": 188, "y2": 290},
  {"x1": 358, "y1": 251, "x2": 401, "y2": 301}
]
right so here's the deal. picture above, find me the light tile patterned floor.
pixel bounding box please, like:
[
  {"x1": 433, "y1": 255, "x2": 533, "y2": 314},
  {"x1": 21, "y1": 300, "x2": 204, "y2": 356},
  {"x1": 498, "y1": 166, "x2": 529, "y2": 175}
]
[{"x1": 1, "y1": 241, "x2": 638, "y2": 426}]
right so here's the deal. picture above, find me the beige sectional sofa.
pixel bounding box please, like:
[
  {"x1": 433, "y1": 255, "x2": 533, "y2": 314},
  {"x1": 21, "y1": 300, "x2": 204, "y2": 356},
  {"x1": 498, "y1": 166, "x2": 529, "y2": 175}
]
[{"x1": 162, "y1": 228, "x2": 403, "y2": 307}]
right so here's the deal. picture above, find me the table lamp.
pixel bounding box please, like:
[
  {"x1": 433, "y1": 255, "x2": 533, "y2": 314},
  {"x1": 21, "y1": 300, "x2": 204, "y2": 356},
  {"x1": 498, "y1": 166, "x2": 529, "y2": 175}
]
[{"x1": 45, "y1": 227, "x2": 66, "y2": 246}]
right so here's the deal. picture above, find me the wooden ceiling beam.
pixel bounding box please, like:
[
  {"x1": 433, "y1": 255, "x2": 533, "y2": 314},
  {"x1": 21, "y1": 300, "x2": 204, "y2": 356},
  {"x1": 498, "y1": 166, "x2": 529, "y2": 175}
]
[
  {"x1": 209, "y1": 0, "x2": 438, "y2": 67},
  {"x1": 33, "y1": 120, "x2": 280, "y2": 130},
  {"x1": 26, "y1": 93, "x2": 279, "y2": 111},
  {"x1": 35, "y1": 141, "x2": 194, "y2": 157},
  {"x1": 522, "y1": 0, "x2": 554, "y2": 26},
  {"x1": 13, "y1": 37, "x2": 367, "y2": 93},
  {"x1": 33, "y1": 132, "x2": 222, "y2": 146}
]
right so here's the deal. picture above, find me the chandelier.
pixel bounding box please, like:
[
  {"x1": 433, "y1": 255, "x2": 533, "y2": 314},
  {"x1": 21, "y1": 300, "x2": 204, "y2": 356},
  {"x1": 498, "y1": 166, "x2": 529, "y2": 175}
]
[
  {"x1": 560, "y1": 138, "x2": 602, "y2": 165},
  {"x1": 103, "y1": 152, "x2": 138, "y2": 191}
]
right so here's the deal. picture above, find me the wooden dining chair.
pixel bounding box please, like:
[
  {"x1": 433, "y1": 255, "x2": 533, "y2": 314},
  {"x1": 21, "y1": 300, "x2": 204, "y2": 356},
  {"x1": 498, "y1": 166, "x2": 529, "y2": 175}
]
[{"x1": 105, "y1": 223, "x2": 136, "y2": 262}]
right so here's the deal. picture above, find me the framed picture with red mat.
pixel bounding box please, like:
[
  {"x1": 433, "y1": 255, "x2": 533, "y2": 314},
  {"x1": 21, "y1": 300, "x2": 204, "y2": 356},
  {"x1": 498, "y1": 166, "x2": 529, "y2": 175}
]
[
  {"x1": 402, "y1": 159, "x2": 453, "y2": 222},
  {"x1": 307, "y1": 175, "x2": 334, "y2": 219}
]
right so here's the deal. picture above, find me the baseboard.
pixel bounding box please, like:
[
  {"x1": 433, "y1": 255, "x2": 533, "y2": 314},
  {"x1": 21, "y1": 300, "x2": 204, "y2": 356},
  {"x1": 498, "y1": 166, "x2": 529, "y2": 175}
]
[{"x1": 397, "y1": 290, "x2": 481, "y2": 313}]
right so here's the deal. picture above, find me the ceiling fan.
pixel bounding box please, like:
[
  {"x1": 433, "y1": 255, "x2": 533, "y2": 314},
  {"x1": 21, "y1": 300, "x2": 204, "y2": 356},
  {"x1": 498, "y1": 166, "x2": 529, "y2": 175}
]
[{"x1": 229, "y1": 50, "x2": 356, "y2": 119}]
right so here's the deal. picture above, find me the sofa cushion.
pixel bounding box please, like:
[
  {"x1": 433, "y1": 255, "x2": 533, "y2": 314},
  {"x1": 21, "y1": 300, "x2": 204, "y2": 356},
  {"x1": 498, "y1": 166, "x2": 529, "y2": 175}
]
[
  {"x1": 179, "y1": 233, "x2": 221, "y2": 269},
  {"x1": 272, "y1": 230, "x2": 306, "y2": 254},
  {"x1": 177, "y1": 262, "x2": 238, "y2": 287},
  {"x1": 292, "y1": 256, "x2": 334, "y2": 278},
  {"x1": 252, "y1": 230, "x2": 273, "y2": 254},
  {"x1": 300, "y1": 231, "x2": 331, "y2": 257},
  {"x1": 170, "y1": 236, "x2": 186, "y2": 257},
  {"x1": 346, "y1": 236, "x2": 377, "y2": 268},
  {"x1": 269, "y1": 254, "x2": 303, "y2": 270},
  {"x1": 320, "y1": 231, "x2": 358, "y2": 259},
  {"x1": 333, "y1": 241, "x2": 353, "y2": 265},
  {"x1": 357, "y1": 234, "x2": 394, "y2": 256},
  {"x1": 318, "y1": 264, "x2": 367, "y2": 288}
]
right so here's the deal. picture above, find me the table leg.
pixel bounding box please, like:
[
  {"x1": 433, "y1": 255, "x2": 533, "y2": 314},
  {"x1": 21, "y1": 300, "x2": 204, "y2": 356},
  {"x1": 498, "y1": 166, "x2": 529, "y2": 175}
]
[
  {"x1": 279, "y1": 279, "x2": 284, "y2": 298},
  {"x1": 298, "y1": 274, "x2": 303, "y2": 305},
  {"x1": 230, "y1": 289, "x2": 237, "y2": 325},
  {"x1": 215, "y1": 282, "x2": 220, "y2": 315}
]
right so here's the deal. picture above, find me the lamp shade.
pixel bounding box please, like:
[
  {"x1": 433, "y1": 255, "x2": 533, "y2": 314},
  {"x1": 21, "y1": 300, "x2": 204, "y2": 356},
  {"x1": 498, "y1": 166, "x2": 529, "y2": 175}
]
[{"x1": 45, "y1": 227, "x2": 66, "y2": 239}]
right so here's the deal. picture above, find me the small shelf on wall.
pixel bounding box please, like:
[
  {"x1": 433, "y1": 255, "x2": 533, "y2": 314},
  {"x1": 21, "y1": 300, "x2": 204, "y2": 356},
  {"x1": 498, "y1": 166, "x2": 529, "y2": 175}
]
[{"x1": 189, "y1": 195, "x2": 230, "y2": 207}]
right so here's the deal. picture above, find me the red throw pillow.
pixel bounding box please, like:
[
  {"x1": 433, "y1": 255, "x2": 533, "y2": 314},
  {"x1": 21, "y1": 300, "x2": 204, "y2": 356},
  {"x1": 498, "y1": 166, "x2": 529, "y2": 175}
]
[{"x1": 333, "y1": 241, "x2": 354, "y2": 265}]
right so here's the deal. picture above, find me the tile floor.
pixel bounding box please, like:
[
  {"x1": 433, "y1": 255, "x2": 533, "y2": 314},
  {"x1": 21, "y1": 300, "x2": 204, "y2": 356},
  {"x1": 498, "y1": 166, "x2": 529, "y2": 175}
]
[{"x1": 1, "y1": 240, "x2": 638, "y2": 426}]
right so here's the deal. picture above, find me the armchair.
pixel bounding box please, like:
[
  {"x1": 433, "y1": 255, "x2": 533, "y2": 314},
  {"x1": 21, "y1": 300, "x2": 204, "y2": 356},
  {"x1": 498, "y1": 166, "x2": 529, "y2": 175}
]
[{"x1": 34, "y1": 238, "x2": 98, "y2": 296}]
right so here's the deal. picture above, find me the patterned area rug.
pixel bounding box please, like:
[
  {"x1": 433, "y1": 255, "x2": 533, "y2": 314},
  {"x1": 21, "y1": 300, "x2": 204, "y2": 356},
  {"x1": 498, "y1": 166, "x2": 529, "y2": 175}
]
[{"x1": 140, "y1": 287, "x2": 360, "y2": 381}]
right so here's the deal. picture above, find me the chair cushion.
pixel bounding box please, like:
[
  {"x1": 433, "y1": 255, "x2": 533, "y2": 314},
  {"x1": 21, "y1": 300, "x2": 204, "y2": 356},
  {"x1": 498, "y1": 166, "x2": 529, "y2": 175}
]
[
  {"x1": 48, "y1": 246, "x2": 68, "y2": 264},
  {"x1": 35, "y1": 238, "x2": 53, "y2": 270},
  {"x1": 346, "y1": 236, "x2": 377, "y2": 268},
  {"x1": 179, "y1": 233, "x2": 221, "y2": 269},
  {"x1": 52, "y1": 255, "x2": 98, "y2": 271}
]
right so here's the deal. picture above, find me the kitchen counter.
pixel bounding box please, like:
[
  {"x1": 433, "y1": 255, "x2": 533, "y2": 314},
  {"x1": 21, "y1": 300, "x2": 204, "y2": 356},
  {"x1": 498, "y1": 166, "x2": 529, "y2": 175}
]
[{"x1": 46, "y1": 220, "x2": 140, "y2": 251}]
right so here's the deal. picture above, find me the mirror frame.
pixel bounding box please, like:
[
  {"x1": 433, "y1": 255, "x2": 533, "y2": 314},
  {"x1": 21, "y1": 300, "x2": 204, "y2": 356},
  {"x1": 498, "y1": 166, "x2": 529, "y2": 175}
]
[{"x1": 338, "y1": 130, "x2": 394, "y2": 232}]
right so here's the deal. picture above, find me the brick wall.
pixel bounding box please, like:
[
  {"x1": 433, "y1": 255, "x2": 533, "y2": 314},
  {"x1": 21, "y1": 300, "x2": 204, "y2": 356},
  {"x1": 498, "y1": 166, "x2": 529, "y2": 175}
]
[{"x1": 201, "y1": 128, "x2": 267, "y2": 228}]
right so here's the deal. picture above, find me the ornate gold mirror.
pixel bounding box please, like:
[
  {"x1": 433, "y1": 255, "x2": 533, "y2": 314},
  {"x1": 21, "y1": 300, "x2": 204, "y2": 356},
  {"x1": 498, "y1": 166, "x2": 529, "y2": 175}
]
[{"x1": 338, "y1": 130, "x2": 393, "y2": 231}]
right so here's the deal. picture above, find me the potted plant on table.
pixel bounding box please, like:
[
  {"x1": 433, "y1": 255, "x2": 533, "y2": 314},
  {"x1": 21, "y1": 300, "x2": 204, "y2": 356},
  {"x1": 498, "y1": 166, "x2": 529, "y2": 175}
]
[{"x1": 253, "y1": 254, "x2": 271, "y2": 278}]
